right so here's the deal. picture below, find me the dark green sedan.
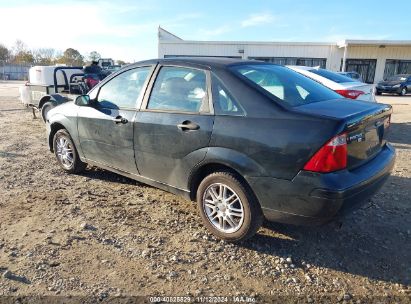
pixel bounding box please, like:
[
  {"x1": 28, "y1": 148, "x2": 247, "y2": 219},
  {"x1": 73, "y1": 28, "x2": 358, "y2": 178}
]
[{"x1": 45, "y1": 58, "x2": 395, "y2": 242}]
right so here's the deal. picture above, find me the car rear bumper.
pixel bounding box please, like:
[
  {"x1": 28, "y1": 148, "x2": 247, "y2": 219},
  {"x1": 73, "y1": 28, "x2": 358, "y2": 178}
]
[
  {"x1": 248, "y1": 143, "x2": 395, "y2": 225},
  {"x1": 356, "y1": 93, "x2": 375, "y2": 102}
]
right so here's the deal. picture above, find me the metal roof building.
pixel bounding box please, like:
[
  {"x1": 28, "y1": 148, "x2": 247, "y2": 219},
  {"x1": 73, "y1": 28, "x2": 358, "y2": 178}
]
[{"x1": 158, "y1": 27, "x2": 411, "y2": 84}]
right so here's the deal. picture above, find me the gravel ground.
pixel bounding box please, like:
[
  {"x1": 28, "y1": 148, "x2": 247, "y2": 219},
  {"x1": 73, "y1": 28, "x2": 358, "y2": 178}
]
[{"x1": 0, "y1": 81, "x2": 410, "y2": 303}]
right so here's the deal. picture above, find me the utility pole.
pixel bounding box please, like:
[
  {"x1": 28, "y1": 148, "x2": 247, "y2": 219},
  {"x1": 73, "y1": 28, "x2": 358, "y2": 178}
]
[{"x1": 342, "y1": 44, "x2": 348, "y2": 72}]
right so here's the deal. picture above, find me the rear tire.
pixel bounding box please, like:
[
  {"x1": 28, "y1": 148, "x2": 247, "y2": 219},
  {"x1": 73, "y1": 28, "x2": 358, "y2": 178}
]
[
  {"x1": 196, "y1": 171, "x2": 263, "y2": 242},
  {"x1": 399, "y1": 87, "x2": 407, "y2": 96},
  {"x1": 53, "y1": 129, "x2": 86, "y2": 174},
  {"x1": 41, "y1": 101, "x2": 54, "y2": 122},
  {"x1": 375, "y1": 90, "x2": 382, "y2": 96}
]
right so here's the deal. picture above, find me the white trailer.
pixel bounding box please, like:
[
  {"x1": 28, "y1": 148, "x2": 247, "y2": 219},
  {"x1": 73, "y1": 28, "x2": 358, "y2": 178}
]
[{"x1": 19, "y1": 66, "x2": 87, "y2": 121}]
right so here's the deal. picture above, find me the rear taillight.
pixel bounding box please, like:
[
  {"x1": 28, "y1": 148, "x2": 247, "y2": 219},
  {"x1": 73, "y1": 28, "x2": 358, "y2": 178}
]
[
  {"x1": 303, "y1": 133, "x2": 347, "y2": 173},
  {"x1": 335, "y1": 89, "x2": 364, "y2": 99}
]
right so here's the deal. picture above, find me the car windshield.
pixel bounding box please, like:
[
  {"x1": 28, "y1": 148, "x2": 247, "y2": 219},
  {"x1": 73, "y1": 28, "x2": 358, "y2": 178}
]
[
  {"x1": 230, "y1": 64, "x2": 342, "y2": 107},
  {"x1": 386, "y1": 75, "x2": 407, "y2": 81},
  {"x1": 309, "y1": 68, "x2": 356, "y2": 83}
]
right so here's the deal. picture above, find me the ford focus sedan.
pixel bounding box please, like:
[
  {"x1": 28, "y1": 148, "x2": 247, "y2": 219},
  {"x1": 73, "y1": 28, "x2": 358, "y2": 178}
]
[{"x1": 45, "y1": 58, "x2": 395, "y2": 242}]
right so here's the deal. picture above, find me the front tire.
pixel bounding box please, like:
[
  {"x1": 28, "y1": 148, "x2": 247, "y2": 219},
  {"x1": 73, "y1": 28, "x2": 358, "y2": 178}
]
[
  {"x1": 41, "y1": 101, "x2": 54, "y2": 122},
  {"x1": 196, "y1": 172, "x2": 263, "y2": 242},
  {"x1": 399, "y1": 87, "x2": 407, "y2": 96},
  {"x1": 53, "y1": 129, "x2": 86, "y2": 174}
]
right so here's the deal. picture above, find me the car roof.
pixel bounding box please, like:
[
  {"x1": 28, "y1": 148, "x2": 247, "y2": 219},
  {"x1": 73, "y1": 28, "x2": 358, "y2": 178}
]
[
  {"x1": 128, "y1": 57, "x2": 268, "y2": 69},
  {"x1": 286, "y1": 65, "x2": 321, "y2": 71}
]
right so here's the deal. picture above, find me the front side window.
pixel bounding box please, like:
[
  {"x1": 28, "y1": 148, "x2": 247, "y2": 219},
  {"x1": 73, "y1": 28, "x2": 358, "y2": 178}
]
[
  {"x1": 230, "y1": 64, "x2": 342, "y2": 107},
  {"x1": 147, "y1": 66, "x2": 208, "y2": 113},
  {"x1": 97, "y1": 67, "x2": 151, "y2": 109}
]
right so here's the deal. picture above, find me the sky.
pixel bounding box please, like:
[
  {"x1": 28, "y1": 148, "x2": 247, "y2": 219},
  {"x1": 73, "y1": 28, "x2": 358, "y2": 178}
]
[{"x1": 0, "y1": 0, "x2": 410, "y2": 62}]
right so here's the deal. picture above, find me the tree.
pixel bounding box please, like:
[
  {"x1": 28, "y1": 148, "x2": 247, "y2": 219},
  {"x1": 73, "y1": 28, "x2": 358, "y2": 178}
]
[
  {"x1": 57, "y1": 48, "x2": 84, "y2": 66},
  {"x1": 116, "y1": 60, "x2": 126, "y2": 66},
  {"x1": 0, "y1": 44, "x2": 10, "y2": 61},
  {"x1": 13, "y1": 51, "x2": 34, "y2": 64},
  {"x1": 33, "y1": 48, "x2": 57, "y2": 65},
  {"x1": 11, "y1": 39, "x2": 34, "y2": 64},
  {"x1": 12, "y1": 40, "x2": 27, "y2": 55},
  {"x1": 88, "y1": 51, "x2": 101, "y2": 62}
]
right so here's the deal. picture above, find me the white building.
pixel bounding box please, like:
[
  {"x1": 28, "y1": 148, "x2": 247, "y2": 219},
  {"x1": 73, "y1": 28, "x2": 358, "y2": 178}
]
[{"x1": 158, "y1": 27, "x2": 411, "y2": 84}]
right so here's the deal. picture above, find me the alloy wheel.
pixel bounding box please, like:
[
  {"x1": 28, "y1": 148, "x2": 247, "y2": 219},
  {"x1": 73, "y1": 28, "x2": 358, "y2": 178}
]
[
  {"x1": 56, "y1": 136, "x2": 74, "y2": 169},
  {"x1": 202, "y1": 183, "x2": 244, "y2": 233}
]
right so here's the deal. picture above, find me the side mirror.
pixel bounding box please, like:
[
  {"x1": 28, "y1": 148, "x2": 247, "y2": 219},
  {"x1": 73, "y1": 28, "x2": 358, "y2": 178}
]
[{"x1": 75, "y1": 95, "x2": 91, "y2": 106}]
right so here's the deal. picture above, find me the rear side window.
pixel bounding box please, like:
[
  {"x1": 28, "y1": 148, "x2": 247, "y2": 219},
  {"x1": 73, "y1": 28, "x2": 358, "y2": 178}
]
[
  {"x1": 212, "y1": 76, "x2": 244, "y2": 116},
  {"x1": 147, "y1": 66, "x2": 208, "y2": 113},
  {"x1": 309, "y1": 68, "x2": 355, "y2": 83},
  {"x1": 230, "y1": 64, "x2": 342, "y2": 107}
]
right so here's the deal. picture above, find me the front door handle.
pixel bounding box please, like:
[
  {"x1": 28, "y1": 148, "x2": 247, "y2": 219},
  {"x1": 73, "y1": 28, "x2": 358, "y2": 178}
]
[
  {"x1": 177, "y1": 120, "x2": 200, "y2": 131},
  {"x1": 113, "y1": 116, "x2": 128, "y2": 124}
]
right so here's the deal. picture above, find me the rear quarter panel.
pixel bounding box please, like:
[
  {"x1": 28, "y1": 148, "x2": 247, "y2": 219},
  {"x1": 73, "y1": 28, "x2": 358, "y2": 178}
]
[{"x1": 209, "y1": 115, "x2": 338, "y2": 180}]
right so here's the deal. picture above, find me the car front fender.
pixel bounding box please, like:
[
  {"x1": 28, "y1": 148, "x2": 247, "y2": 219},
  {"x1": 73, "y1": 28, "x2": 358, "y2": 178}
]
[
  {"x1": 39, "y1": 94, "x2": 69, "y2": 109},
  {"x1": 47, "y1": 113, "x2": 83, "y2": 159}
]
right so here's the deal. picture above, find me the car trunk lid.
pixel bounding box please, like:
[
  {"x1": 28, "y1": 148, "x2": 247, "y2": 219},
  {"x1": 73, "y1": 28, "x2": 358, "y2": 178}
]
[
  {"x1": 295, "y1": 99, "x2": 392, "y2": 169},
  {"x1": 341, "y1": 82, "x2": 375, "y2": 102}
]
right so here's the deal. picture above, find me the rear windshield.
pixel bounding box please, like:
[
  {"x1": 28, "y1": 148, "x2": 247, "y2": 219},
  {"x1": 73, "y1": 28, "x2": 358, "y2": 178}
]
[
  {"x1": 230, "y1": 64, "x2": 342, "y2": 107},
  {"x1": 340, "y1": 72, "x2": 359, "y2": 79},
  {"x1": 386, "y1": 75, "x2": 407, "y2": 81},
  {"x1": 309, "y1": 68, "x2": 356, "y2": 83}
]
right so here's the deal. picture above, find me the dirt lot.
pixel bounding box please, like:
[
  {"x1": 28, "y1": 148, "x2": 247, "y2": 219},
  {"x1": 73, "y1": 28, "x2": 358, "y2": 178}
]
[{"x1": 0, "y1": 81, "x2": 410, "y2": 303}]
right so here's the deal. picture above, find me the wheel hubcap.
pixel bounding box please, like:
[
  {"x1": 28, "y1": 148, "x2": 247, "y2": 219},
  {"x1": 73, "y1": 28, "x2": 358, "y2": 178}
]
[
  {"x1": 202, "y1": 183, "x2": 244, "y2": 233},
  {"x1": 56, "y1": 137, "x2": 74, "y2": 169}
]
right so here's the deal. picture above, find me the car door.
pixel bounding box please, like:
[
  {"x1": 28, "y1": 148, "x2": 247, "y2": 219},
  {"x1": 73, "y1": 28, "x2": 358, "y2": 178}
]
[
  {"x1": 134, "y1": 65, "x2": 214, "y2": 189},
  {"x1": 77, "y1": 66, "x2": 153, "y2": 174}
]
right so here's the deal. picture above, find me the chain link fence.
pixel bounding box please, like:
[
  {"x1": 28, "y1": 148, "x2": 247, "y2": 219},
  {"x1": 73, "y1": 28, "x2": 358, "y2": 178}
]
[{"x1": 0, "y1": 60, "x2": 31, "y2": 80}]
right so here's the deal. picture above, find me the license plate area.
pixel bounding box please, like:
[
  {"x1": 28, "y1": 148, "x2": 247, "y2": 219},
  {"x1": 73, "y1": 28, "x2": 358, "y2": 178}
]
[{"x1": 347, "y1": 117, "x2": 388, "y2": 168}]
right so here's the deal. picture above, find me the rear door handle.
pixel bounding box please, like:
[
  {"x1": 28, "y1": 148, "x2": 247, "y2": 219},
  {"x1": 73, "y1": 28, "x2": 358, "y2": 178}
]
[
  {"x1": 113, "y1": 116, "x2": 128, "y2": 124},
  {"x1": 177, "y1": 120, "x2": 200, "y2": 131}
]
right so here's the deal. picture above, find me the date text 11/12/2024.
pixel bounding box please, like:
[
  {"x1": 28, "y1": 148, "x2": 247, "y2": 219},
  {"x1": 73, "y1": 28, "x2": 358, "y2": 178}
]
[{"x1": 148, "y1": 296, "x2": 256, "y2": 303}]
